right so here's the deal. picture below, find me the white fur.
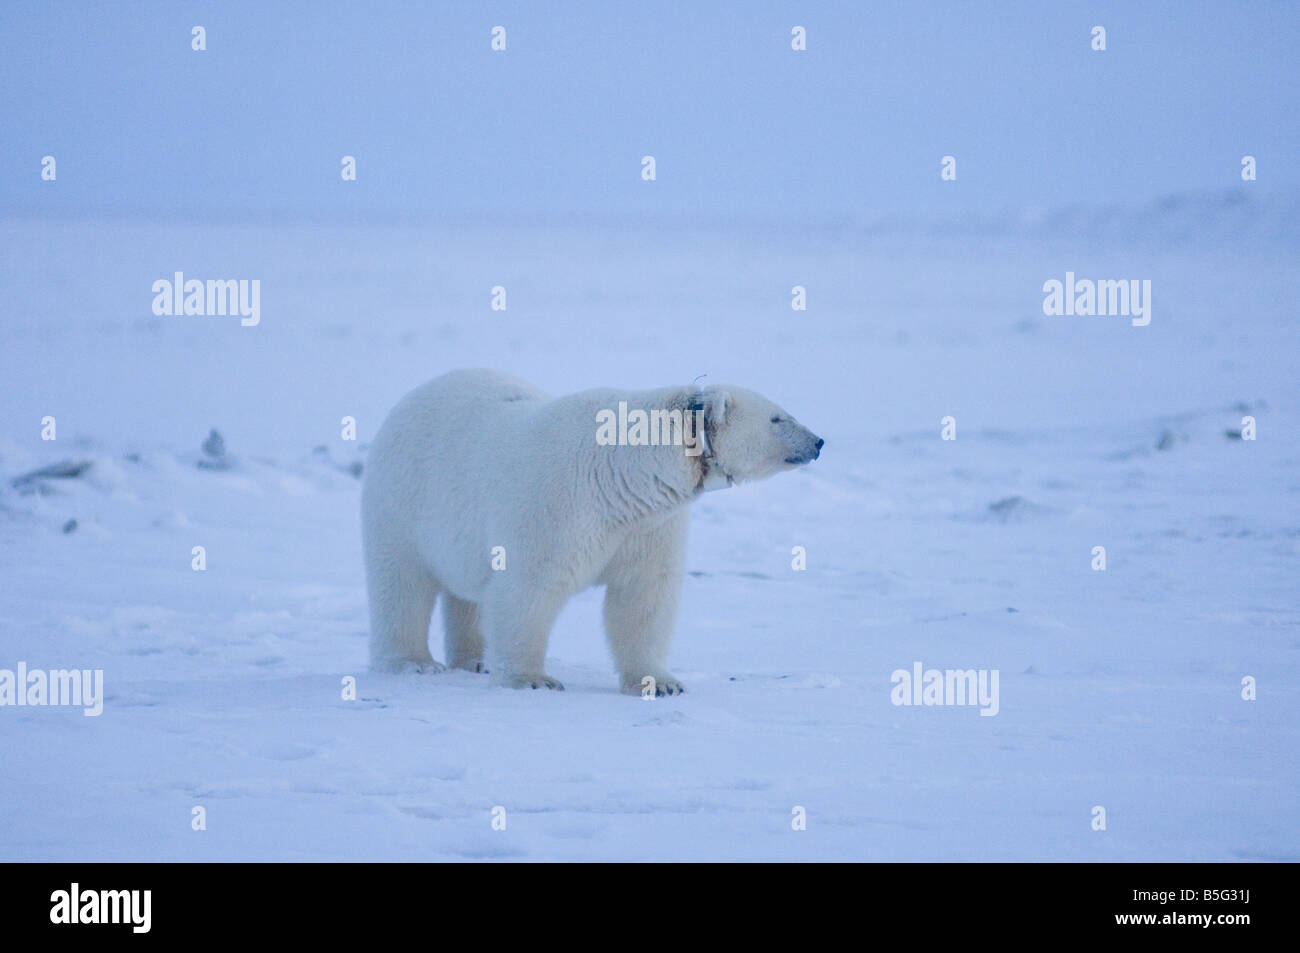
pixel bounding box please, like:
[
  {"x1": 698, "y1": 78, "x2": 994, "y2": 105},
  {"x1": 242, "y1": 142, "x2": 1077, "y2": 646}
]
[{"x1": 361, "y1": 369, "x2": 821, "y2": 694}]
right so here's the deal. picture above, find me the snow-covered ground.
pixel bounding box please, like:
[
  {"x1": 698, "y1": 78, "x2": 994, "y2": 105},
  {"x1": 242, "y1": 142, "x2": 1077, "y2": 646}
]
[{"x1": 1, "y1": 198, "x2": 1296, "y2": 860}]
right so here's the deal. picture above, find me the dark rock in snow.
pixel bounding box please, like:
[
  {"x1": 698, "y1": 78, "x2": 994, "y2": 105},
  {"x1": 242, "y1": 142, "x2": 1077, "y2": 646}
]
[
  {"x1": 199, "y1": 429, "x2": 231, "y2": 470},
  {"x1": 1155, "y1": 430, "x2": 1187, "y2": 451},
  {"x1": 11, "y1": 459, "x2": 93, "y2": 491},
  {"x1": 988, "y1": 496, "x2": 1032, "y2": 522}
]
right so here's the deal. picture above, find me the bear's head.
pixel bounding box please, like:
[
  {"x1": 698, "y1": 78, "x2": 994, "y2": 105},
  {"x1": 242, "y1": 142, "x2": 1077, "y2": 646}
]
[{"x1": 690, "y1": 385, "x2": 823, "y2": 490}]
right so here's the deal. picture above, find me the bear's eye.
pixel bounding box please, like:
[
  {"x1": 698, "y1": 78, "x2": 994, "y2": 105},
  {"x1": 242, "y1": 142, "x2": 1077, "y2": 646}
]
[{"x1": 770, "y1": 416, "x2": 781, "y2": 424}]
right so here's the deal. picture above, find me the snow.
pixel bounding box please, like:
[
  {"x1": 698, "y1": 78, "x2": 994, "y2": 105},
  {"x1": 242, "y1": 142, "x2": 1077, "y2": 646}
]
[{"x1": 1, "y1": 202, "x2": 1296, "y2": 861}]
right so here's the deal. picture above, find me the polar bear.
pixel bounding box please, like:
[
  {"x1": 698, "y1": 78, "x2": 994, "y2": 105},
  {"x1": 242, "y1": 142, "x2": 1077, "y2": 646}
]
[{"x1": 361, "y1": 369, "x2": 822, "y2": 695}]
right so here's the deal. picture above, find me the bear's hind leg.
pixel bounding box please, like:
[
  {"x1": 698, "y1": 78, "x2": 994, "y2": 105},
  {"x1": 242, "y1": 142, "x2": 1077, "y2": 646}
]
[
  {"x1": 443, "y1": 594, "x2": 487, "y2": 672},
  {"x1": 367, "y1": 557, "x2": 445, "y2": 673}
]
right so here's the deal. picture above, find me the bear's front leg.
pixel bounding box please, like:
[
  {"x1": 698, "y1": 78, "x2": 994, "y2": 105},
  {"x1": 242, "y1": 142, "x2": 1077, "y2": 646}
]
[
  {"x1": 479, "y1": 578, "x2": 567, "y2": 691},
  {"x1": 602, "y1": 512, "x2": 689, "y2": 696}
]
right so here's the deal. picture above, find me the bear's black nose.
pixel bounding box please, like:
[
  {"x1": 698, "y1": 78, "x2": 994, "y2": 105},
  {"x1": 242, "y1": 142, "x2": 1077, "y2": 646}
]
[{"x1": 814, "y1": 437, "x2": 824, "y2": 458}]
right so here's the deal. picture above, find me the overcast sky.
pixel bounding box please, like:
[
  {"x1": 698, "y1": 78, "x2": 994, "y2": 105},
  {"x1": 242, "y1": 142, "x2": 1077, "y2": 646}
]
[{"x1": 2, "y1": 1, "x2": 1295, "y2": 221}]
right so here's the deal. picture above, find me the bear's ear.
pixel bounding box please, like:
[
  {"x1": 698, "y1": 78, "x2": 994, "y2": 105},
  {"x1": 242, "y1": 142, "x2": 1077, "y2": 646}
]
[{"x1": 698, "y1": 388, "x2": 730, "y2": 430}]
